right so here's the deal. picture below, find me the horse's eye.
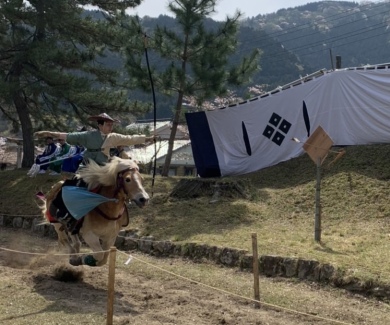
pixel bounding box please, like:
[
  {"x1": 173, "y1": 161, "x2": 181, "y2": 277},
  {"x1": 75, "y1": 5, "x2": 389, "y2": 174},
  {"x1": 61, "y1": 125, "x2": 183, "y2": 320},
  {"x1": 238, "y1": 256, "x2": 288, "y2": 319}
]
[{"x1": 125, "y1": 178, "x2": 131, "y2": 183}]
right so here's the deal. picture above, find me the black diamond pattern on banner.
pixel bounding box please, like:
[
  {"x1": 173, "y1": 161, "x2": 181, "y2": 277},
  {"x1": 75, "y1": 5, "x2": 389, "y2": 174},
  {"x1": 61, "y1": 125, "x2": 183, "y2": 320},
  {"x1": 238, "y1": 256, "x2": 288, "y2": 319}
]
[
  {"x1": 269, "y1": 113, "x2": 282, "y2": 127},
  {"x1": 262, "y1": 125, "x2": 275, "y2": 139},
  {"x1": 272, "y1": 131, "x2": 285, "y2": 146},
  {"x1": 262, "y1": 112, "x2": 292, "y2": 146},
  {"x1": 279, "y1": 119, "x2": 292, "y2": 133}
]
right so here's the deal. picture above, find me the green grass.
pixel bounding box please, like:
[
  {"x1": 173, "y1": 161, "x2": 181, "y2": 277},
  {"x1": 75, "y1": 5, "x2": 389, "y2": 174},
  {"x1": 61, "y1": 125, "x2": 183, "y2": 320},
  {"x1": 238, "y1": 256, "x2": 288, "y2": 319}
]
[{"x1": 2, "y1": 144, "x2": 390, "y2": 284}]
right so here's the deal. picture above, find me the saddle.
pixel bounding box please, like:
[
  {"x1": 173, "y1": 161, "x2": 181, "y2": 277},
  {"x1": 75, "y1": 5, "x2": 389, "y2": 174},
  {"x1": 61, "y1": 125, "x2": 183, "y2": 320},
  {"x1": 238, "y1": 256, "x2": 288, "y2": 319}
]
[
  {"x1": 45, "y1": 178, "x2": 86, "y2": 235},
  {"x1": 45, "y1": 195, "x2": 83, "y2": 235}
]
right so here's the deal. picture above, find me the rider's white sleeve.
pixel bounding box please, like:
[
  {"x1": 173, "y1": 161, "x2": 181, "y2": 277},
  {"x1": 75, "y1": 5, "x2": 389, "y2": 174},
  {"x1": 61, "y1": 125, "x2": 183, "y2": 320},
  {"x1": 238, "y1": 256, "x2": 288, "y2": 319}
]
[{"x1": 101, "y1": 133, "x2": 146, "y2": 157}]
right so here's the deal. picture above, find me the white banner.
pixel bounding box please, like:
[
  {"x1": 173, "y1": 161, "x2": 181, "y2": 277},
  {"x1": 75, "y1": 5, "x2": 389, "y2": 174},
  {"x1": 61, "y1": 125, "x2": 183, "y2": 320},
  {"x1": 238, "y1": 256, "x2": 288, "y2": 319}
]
[{"x1": 186, "y1": 65, "x2": 390, "y2": 177}]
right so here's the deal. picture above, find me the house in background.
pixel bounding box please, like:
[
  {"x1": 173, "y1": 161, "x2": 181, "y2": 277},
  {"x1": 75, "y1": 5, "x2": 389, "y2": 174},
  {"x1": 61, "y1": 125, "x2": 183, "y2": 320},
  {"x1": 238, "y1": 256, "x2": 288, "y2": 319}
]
[
  {"x1": 126, "y1": 120, "x2": 189, "y2": 140},
  {"x1": 125, "y1": 121, "x2": 196, "y2": 176}
]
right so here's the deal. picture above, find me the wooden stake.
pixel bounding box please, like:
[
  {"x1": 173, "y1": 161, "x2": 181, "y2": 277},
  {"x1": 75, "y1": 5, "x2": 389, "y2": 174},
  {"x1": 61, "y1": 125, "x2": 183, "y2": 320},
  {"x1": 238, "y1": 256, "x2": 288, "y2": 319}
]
[
  {"x1": 106, "y1": 247, "x2": 117, "y2": 325},
  {"x1": 315, "y1": 158, "x2": 322, "y2": 242},
  {"x1": 251, "y1": 233, "x2": 260, "y2": 308}
]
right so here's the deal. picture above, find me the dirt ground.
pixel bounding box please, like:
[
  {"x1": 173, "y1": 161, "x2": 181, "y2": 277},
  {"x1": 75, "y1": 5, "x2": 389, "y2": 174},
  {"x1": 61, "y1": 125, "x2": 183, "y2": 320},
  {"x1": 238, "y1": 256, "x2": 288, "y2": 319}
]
[{"x1": 0, "y1": 228, "x2": 389, "y2": 325}]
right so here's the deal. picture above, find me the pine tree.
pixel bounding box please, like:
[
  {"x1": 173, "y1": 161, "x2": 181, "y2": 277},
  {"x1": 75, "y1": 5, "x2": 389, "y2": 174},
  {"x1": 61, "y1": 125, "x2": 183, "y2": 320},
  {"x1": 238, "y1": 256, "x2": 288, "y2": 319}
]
[
  {"x1": 122, "y1": 0, "x2": 261, "y2": 176},
  {"x1": 0, "y1": 0, "x2": 144, "y2": 167}
]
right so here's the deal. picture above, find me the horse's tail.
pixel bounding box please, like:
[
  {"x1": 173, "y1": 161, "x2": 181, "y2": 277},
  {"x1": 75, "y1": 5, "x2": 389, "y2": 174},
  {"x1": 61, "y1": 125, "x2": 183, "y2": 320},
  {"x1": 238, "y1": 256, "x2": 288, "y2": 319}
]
[
  {"x1": 38, "y1": 181, "x2": 64, "y2": 223},
  {"x1": 35, "y1": 191, "x2": 45, "y2": 201}
]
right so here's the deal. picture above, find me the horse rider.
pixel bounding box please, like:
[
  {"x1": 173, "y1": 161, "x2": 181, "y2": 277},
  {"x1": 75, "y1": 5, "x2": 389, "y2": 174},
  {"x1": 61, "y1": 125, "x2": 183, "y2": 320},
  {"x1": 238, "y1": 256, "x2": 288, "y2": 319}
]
[{"x1": 34, "y1": 112, "x2": 155, "y2": 232}]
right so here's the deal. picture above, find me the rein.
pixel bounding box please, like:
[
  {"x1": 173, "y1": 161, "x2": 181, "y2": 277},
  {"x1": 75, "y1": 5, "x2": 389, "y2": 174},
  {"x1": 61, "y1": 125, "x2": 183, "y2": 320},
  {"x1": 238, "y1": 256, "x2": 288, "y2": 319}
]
[
  {"x1": 95, "y1": 205, "x2": 125, "y2": 221},
  {"x1": 93, "y1": 167, "x2": 134, "y2": 221}
]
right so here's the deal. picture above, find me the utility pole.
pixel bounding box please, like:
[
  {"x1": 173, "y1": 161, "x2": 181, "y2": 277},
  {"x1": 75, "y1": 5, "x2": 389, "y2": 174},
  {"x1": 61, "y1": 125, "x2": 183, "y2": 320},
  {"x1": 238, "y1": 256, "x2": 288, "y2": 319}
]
[
  {"x1": 329, "y1": 49, "x2": 334, "y2": 70},
  {"x1": 336, "y1": 55, "x2": 342, "y2": 69}
]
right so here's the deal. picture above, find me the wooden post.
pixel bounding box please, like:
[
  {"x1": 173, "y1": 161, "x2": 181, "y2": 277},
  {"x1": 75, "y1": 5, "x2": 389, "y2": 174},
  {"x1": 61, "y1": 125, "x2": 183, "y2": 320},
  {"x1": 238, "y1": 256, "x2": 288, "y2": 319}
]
[
  {"x1": 251, "y1": 233, "x2": 260, "y2": 308},
  {"x1": 106, "y1": 247, "x2": 117, "y2": 325},
  {"x1": 314, "y1": 158, "x2": 322, "y2": 242},
  {"x1": 302, "y1": 126, "x2": 333, "y2": 243},
  {"x1": 16, "y1": 145, "x2": 22, "y2": 169}
]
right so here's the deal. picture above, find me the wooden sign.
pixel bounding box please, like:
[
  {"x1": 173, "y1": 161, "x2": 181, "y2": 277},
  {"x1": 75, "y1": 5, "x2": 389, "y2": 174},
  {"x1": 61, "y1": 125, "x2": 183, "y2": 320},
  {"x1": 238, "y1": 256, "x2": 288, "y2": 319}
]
[{"x1": 303, "y1": 126, "x2": 334, "y2": 165}]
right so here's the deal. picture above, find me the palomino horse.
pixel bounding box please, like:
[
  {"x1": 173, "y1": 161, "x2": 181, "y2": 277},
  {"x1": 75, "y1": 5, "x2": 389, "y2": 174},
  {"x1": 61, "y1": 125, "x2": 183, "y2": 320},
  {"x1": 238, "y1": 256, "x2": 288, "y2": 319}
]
[{"x1": 42, "y1": 157, "x2": 149, "y2": 266}]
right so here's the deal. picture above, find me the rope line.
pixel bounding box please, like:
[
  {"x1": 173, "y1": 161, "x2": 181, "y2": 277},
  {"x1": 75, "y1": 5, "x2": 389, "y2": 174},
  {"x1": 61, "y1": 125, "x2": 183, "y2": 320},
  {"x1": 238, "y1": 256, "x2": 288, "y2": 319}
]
[
  {"x1": 117, "y1": 250, "x2": 354, "y2": 325},
  {"x1": 0, "y1": 246, "x2": 109, "y2": 257},
  {"x1": 0, "y1": 213, "x2": 42, "y2": 217},
  {"x1": 0, "y1": 230, "x2": 387, "y2": 278},
  {"x1": 115, "y1": 234, "x2": 390, "y2": 278}
]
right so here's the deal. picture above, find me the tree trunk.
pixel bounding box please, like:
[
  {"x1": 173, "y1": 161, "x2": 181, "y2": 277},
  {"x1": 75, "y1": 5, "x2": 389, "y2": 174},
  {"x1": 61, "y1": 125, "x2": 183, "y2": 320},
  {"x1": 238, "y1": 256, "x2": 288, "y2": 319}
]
[
  {"x1": 161, "y1": 95, "x2": 183, "y2": 176},
  {"x1": 8, "y1": 1, "x2": 45, "y2": 168},
  {"x1": 15, "y1": 96, "x2": 35, "y2": 168},
  {"x1": 10, "y1": 64, "x2": 35, "y2": 167},
  {"x1": 161, "y1": 32, "x2": 189, "y2": 177}
]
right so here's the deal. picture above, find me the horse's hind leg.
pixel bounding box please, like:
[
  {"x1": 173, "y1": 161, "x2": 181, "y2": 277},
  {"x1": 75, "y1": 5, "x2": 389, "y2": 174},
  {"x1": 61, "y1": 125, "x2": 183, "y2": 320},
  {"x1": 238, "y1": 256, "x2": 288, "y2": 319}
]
[
  {"x1": 67, "y1": 234, "x2": 82, "y2": 267},
  {"x1": 53, "y1": 223, "x2": 73, "y2": 252},
  {"x1": 52, "y1": 224, "x2": 82, "y2": 266},
  {"x1": 53, "y1": 223, "x2": 81, "y2": 253}
]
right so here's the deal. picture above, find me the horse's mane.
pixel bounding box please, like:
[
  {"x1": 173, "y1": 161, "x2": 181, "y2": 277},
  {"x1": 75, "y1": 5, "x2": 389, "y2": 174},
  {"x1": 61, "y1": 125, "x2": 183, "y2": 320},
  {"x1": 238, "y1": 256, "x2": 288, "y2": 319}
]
[{"x1": 76, "y1": 157, "x2": 138, "y2": 190}]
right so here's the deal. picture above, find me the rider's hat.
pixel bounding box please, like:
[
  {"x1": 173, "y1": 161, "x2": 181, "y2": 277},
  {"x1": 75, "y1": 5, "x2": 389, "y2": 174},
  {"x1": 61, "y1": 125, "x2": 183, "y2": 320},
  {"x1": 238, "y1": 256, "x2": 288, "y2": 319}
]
[{"x1": 88, "y1": 113, "x2": 120, "y2": 123}]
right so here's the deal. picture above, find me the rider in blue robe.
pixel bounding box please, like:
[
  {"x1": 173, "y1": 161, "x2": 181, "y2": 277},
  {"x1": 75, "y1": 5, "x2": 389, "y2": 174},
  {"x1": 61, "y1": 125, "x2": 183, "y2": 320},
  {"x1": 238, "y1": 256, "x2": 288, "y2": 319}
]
[{"x1": 35, "y1": 137, "x2": 59, "y2": 173}]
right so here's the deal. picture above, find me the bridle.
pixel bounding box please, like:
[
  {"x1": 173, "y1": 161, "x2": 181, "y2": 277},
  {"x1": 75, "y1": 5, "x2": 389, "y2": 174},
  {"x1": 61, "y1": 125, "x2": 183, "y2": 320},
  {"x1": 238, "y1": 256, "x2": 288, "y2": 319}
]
[
  {"x1": 114, "y1": 167, "x2": 137, "y2": 197},
  {"x1": 94, "y1": 167, "x2": 138, "y2": 221}
]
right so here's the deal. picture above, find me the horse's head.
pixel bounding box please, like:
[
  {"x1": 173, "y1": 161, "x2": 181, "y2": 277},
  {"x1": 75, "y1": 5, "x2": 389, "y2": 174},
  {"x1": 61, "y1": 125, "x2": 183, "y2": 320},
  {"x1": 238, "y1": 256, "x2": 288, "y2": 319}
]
[
  {"x1": 78, "y1": 157, "x2": 150, "y2": 207},
  {"x1": 116, "y1": 166, "x2": 150, "y2": 208}
]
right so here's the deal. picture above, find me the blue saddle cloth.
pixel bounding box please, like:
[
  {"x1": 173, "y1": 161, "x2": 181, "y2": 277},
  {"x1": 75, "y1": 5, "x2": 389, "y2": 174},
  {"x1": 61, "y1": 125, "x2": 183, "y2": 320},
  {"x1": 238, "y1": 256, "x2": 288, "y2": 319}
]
[{"x1": 62, "y1": 186, "x2": 117, "y2": 220}]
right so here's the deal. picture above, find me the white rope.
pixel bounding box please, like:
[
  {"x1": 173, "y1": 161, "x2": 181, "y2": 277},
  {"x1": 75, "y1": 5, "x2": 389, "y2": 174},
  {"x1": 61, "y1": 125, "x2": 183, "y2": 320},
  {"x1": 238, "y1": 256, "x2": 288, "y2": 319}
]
[
  {"x1": 117, "y1": 250, "x2": 354, "y2": 325},
  {"x1": 0, "y1": 245, "x2": 109, "y2": 257}
]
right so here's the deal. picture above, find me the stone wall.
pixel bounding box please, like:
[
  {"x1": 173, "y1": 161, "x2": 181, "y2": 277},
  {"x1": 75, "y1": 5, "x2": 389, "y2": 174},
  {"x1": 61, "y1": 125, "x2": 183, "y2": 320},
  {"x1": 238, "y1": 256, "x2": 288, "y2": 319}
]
[{"x1": 1, "y1": 213, "x2": 390, "y2": 301}]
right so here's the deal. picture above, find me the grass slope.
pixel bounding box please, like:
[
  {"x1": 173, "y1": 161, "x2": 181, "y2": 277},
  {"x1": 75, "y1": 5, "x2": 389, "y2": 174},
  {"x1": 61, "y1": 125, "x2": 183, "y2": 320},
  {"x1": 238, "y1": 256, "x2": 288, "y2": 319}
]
[{"x1": 1, "y1": 144, "x2": 390, "y2": 284}]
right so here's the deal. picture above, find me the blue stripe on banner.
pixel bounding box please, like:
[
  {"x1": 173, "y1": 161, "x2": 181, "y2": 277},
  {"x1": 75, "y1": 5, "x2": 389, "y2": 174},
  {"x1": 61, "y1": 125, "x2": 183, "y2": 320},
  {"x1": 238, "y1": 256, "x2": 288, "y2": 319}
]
[
  {"x1": 185, "y1": 112, "x2": 221, "y2": 178},
  {"x1": 242, "y1": 121, "x2": 252, "y2": 156},
  {"x1": 302, "y1": 100, "x2": 311, "y2": 137}
]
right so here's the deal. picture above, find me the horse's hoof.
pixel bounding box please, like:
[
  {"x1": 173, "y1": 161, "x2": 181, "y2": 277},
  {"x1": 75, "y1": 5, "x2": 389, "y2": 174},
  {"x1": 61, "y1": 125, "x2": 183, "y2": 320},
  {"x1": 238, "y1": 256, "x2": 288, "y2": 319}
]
[
  {"x1": 69, "y1": 256, "x2": 82, "y2": 266},
  {"x1": 83, "y1": 255, "x2": 97, "y2": 267}
]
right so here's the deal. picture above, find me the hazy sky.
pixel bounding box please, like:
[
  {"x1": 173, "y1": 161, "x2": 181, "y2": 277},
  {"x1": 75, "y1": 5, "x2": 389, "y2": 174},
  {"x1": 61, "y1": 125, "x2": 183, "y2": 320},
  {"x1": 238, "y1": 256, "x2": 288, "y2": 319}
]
[{"x1": 128, "y1": 0, "x2": 365, "y2": 20}]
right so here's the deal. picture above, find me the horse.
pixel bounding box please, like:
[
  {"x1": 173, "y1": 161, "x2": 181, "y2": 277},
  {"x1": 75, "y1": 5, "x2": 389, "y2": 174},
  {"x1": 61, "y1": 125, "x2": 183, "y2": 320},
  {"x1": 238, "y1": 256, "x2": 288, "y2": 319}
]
[{"x1": 41, "y1": 157, "x2": 150, "y2": 266}]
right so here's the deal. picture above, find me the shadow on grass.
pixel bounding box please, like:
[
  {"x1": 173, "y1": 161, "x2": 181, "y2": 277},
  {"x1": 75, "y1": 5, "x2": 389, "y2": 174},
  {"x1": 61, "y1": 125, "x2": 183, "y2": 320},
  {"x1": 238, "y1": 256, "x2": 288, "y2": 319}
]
[
  {"x1": 30, "y1": 271, "x2": 137, "y2": 317},
  {"x1": 314, "y1": 242, "x2": 347, "y2": 256}
]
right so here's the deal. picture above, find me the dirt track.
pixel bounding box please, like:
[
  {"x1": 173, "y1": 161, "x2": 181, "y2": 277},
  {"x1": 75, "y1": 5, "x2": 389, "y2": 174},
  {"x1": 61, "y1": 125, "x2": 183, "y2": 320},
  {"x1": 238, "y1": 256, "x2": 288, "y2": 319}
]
[{"x1": 0, "y1": 227, "x2": 389, "y2": 325}]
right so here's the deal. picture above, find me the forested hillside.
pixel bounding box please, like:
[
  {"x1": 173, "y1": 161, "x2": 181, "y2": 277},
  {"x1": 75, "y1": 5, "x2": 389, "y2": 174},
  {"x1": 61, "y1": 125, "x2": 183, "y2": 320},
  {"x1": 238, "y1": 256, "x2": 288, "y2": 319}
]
[
  {"x1": 2, "y1": 1, "x2": 388, "y2": 126},
  {"x1": 88, "y1": 12, "x2": 308, "y2": 119},
  {"x1": 242, "y1": 1, "x2": 390, "y2": 71},
  {"x1": 90, "y1": 1, "x2": 390, "y2": 120}
]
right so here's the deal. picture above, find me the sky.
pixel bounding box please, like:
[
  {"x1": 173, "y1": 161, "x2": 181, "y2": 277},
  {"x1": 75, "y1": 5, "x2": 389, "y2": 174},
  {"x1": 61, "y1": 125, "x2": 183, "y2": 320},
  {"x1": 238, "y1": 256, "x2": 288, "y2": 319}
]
[{"x1": 128, "y1": 0, "x2": 365, "y2": 21}]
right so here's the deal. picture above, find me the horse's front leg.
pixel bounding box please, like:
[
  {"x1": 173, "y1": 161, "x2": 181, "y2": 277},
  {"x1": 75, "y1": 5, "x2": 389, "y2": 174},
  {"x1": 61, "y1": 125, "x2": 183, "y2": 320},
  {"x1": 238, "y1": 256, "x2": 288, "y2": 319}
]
[
  {"x1": 96, "y1": 235, "x2": 118, "y2": 266},
  {"x1": 72, "y1": 231, "x2": 112, "y2": 267}
]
